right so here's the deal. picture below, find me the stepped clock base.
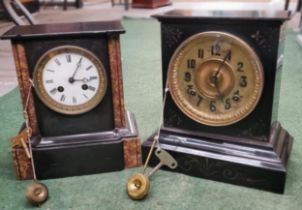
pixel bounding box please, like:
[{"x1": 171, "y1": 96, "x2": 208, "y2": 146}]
[
  {"x1": 142, "y1": 122, "x2": 293, "y2": 193},
  {"x1": 11, "y1": 111, "x2": 141, "y2": 180}
]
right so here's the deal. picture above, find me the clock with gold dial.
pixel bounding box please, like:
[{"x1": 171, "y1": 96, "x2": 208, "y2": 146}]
[
  {"x1": 168, "y1": 31, "x2": 264, "y2": 126},
  {"x1": 142, "y1": 10, "x2": 293, "y2": 193}
]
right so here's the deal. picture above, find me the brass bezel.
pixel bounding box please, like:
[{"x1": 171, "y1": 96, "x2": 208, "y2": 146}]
[
  {"x1": 33, "y1": 45, "x2": 108, "y2": 115},
  {"x1": 168, "y1": 31, "x2": 264, "y2": 126}
]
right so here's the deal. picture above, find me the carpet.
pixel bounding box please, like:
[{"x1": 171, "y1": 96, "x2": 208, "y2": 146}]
[{"x1": 0, "y1": 18, "x2": 301, "y2": 210}]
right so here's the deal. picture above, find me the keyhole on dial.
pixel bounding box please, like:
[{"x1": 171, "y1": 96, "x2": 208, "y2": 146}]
[
  {"x1": 57, "y1": 86, "x2": 64, "y2": 92},
  {"x1": 82, "y1": 84, "x2": 88, "y2": 90}
]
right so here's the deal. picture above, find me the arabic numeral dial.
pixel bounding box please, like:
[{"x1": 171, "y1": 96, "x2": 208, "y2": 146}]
[{"x1": 168, "y1": 31, "x2": 264, "y2": 126}]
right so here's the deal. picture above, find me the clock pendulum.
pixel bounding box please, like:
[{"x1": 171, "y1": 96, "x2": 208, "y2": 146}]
[
  {"x1": 127, "y1": 148, "x2": 177, "y2": 200},
  {"x1": 24, "y1": 116, "x2": 49, "y2": 205},
  {"x1": 127, "y1": 82, "x2": 178, "y2": 200},
  {"x1": 11, "y1": 81, "x2": 49, "y2": 206}
]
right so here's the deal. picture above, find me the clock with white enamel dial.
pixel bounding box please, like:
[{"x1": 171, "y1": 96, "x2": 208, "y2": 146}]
[{"x1": 33, "y1": 45, "x2": 107, "y2": 115}]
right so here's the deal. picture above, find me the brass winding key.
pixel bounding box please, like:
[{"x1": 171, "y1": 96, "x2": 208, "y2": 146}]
[{"x1": 127, "y1": 149, "x2": 177, "y2": 200}]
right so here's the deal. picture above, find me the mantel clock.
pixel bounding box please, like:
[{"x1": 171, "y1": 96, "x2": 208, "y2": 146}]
[
  {"x1": 1, "y1": 20, "x2": 141, "y2": 180},
  {"x1": 142, "y1": 10, "x2": 293, "y2": 193}
]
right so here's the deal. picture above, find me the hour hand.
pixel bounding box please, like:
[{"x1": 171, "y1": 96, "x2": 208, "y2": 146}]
[
  {"x1": 213, "y1": 75, "x2": 224, "y2": 102},
  {"x1": 214, "y1": 50, "x2": 231, "y2": 77},
  {"x1": 74, "y1": 76, "x2": 98, "y2": 83}
]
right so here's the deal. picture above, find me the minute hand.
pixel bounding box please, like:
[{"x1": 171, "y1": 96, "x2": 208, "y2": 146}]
[
  {"x1": 214, "y1": 50, "x2": 231, "y2": 77},
  {"x1": 213, "y1": 50, "x2": 231, "y2": 102},
  {"x1": 71, "y1": 57, "x2": 83, "y2": 79}
]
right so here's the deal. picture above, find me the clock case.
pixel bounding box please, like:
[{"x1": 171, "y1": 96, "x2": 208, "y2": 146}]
[
  {"x1": 142, "y1": 10, "x2": 293, "y2": 193},
  {"x1": 1, "y1": 21, "x2": 141, "y2": 180}
]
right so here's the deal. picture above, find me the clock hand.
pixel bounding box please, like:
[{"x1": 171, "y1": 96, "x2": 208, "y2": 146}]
[
  {"x1": 73, "y1": 76, "x2": 98, "y2": 83},
  {"x1": 73, "y1": 78, "x2": 86, "y2": 82},
  {"x1": 69, "y1": 57, "x2": 83, "y2": 83},
  {"x1": 213, "y1": 50, "x2": 231, "y2": 102},
  {"x1": 213, "y1": 76, "x2": 224, "y2": 102},
  {"x1": 214, "y1": 50, "x2": 231, "y2": 77}
]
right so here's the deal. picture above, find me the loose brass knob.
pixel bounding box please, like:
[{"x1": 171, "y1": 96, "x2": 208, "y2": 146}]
[
  {"x1": 127, "y1": 173, "x2": 150, "y2": 200},
  {"x1": 25, "y1": 181, "x2": 48, "y2": 206}
]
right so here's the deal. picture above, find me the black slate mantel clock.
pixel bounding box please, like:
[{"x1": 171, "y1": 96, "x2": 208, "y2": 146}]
[
  {"x1": 1, "y1": 20, "x2": 141, "y2": 180},
  {"x1": 142, "y1": 10, "x2": 293, "y2": 193}
]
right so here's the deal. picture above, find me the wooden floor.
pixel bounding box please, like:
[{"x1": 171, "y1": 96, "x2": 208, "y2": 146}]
[{"x1": 0, "y1": 1, "x2": 300, "y2": 96}]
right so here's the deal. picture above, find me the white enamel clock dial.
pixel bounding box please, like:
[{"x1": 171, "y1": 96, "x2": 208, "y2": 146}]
[{"x1": 33, "y1": 45, "x2": 107, "y2": 115}]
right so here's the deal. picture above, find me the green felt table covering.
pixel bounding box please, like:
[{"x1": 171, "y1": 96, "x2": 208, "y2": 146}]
[{"x1": 0, "y1": 19, "x2": 301, "y2": 210}]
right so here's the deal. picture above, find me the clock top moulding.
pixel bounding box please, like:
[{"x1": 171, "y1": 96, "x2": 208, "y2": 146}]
[{"x1": 1, "y1": 20, "x2": 141, "y2": 180}]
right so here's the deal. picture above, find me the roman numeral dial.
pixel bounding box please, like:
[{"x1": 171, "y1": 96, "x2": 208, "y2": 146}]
[
  {"x1": 168, "y1": 31, "x2": 264, "y2": 126},
  {"x1": 33, "y1": 46, "x2": 107, "y2": 115}
]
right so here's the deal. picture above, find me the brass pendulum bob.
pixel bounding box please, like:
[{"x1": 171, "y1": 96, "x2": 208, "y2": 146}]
[
  {"x1": 25, "y1": 180, "x2": 49, "y2": 206},
  {"x1": 127, "y1": 148, "x2": 178, "y2": 200},
  {"x1": 127, "y1": 173, "x2": 150, "y2": 200}
]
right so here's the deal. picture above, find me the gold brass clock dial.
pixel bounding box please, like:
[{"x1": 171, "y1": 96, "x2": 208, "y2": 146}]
[
  {"x1": 33, "y1": 45, "x2": 107, "y2": 115},
  {"x1": 168, "y1": 31, "x2": 264, "y2": 126}
]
